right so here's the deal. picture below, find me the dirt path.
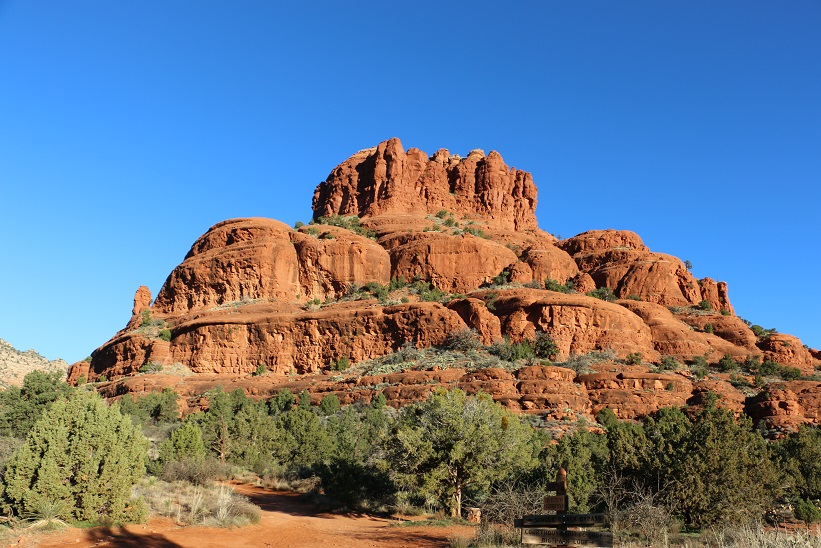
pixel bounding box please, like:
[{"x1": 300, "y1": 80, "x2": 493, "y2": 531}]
[{"x1": 13, "y1": 484, "x2": 475, "y2": 548}]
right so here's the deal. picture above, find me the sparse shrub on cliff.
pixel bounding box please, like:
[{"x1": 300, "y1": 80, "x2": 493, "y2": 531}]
[
  {"x1": 689, "y1": 356, "x2": 709, "y2": 379},
  {"x1": 159, "y1": 328, "x2": 172, "y2": 341},
  {"x1": 381, "y1": 342, "x2": 422, "y2": 366},
  {"x1": 754, "y1": 325, "x2": 777, "y2": 339},
  {"x1": 140, "y1": 308, "x2": 152, "y2": 327},
  {"x1": 587, "y1": 286, "x2": 616, "y2": 302},
  {"x1": 315, "y1": 215, "x2": 377, "y2": 239},
  {"x1": 698, "y1": 299, "x2": 712, "y2": 311},
  {"x1": 140, "y1": 361, "x2": 164, "y2": 374},
  {"x1": 780, "y1": 366, "x2": 803, "y2": 381},
  {"x1": 410, "y1": 280, "x2": 447, "y2": 302},
  {"x1": 759, "y1": 359, "x2": 780, "y2": 377},
  {"x1": 544, "y1": 278, "x2": 573, "y2": 293},
  {"x1": 389, "y1": 276, "x2": 407, "y2": 290},
  {"x1": 294, "y1": 221, "x2": 304, "y2": 229},
  {"x1": 532, "y1": 332, "x2": 558, "y2": 360},
  {"x1": 490, "y1": 270, "x2": 510, "y2": 286},
  {"x1": 334, "y1": 356, "x2": 350, "y2": 371},
  {"x1": 625, "y1": 352, "x2": 643, "y2": 365},
  {"x1": 658, "y1": 356, "x2": 680, "y2": 371},
  {"x1": 363, "y1": 281, "x2": 389, "y2": 302},
  {"x1": 483, "y1": 290, "x2": 499, "y2": 311},
  {"x1": 703, "y1": 323, "x2": 714, "y2": 334},
  {"x1": 488, "y1": 338, "x2": 535, "y2": 362},
  {"x1": 718, "y1": 354, "x2": 739, "y2": 372},
  {"x1": 254, "y1": 363, "x2": 267, "y2": 376},
  {"x1": 462, "y1": 226, "x2": 487, "y2": 238},
  {"x1": 445, "y1": 329, "x2": 482, "y2": 351}
]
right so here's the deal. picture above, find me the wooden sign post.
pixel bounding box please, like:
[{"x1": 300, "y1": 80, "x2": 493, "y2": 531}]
[{"x1": 513, "y1": 468, "x2": 613, "y2": 548}]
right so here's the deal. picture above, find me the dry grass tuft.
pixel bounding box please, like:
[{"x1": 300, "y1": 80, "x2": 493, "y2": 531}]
[{"x1": 134, "y1": 477, "x2": 260, "y2": 528}]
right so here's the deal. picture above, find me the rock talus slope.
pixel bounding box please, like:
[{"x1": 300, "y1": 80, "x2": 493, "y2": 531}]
[{"x1": 70, "y1": 138, "x2": 820, "y2": 430}]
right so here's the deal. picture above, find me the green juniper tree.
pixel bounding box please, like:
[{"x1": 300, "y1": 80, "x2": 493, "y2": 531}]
[
  {"x1": 385, "y1": 388, "x2": 539, "y2": 518},
  {"x1": 2, "y1": 391, "x2": 148, "y2": 523}
]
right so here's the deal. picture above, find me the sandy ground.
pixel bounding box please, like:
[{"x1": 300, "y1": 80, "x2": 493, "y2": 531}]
[{"x1": 9, "y1": 484, "x2": 476, "y2": 548}]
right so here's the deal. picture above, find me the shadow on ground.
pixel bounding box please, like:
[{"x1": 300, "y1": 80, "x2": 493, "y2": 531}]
[{"x1": 83, "y1": 526, "x2": 183, "y2": 547}]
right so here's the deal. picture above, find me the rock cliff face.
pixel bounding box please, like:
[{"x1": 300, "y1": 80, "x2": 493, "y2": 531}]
[
  {"x1": 312, "y1": 137, "x2": 538, "y2": 231},
  {"x1": 70, "y1": 138, "x2": 820, "y2": 431}
]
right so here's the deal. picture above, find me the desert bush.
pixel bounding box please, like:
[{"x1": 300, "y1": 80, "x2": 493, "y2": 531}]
[
  {"x1": 690, "y1": 356, "x2": 709, "y2": 379},
  {"x1": 334, "y1": 356, "x2": 350, "y2": 371},
  {"x1": 0, "y1": 370, "x2": 75, "y2": 438},
  {"x1": 544, "y1": 278, "x2": 573, "y2": 293},
  {"x1": 625, "y1": 352, "x2": 642, "y2": 365},
  {"x1": 3, "y1": 391, "x2": 148, "y2": 523},
  {"x1": 719, "y1": 354, "x2": 739, "y2": 372},
  {"x1": 490, "y1": 270, "x2": 510, "y2": 286},
  {"x1": 410, "y1": 280, "x2": 448, "y2": 302},
  {"x1": 587, "y1": 287, "x2": 616, "y2": 302},
  {"x1": 488, "y1": 338, "x2": 535, "y2": 362},
  {"x1": 445, "y1": 329, "x2": 483, "y2": 351},
  {"x1": 794, "y1": 497, "x2": 821, "y2": 526},
  {"x1": 532, "y1": 332, "x2": 558, "y2": 360},
  {"x1": 658, "y1": 356, "x2": 680, "y2": 371},
  {"x1": 314, "y1": 214, "x2": 377, "y2": 239},
  {"x1": 781, "y1": 366, "x2": 803, "y2": 381},
  {"x1": 699, "y1": 299, "x2": 712, "y2": 311},
  {"x1": 319, "y1": 394, "x2": 341, "y2": 416},
  {"x1": 380, "y1": 342, "x2": 423, "y2": 366},
  {"x1": 161, "y1": 457, "x2": 226, "y2": 486},
  {"x1": 462, "y1": 227, "x2": 486, "y2": 238}
]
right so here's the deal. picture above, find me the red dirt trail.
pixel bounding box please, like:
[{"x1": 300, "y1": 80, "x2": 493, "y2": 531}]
[{"x1": 11, "y1": 484, "x2": 475, "y2": 548}]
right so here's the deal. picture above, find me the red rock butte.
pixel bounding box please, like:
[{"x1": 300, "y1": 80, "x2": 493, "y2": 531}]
[{"x1": 69, "y1": 138, "x2": 821, "y2": 432}]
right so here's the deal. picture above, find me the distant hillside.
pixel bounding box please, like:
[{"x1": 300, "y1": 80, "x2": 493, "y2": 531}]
[{"x1": 0, "y1": 338, "x2": 68, "y2": 388}]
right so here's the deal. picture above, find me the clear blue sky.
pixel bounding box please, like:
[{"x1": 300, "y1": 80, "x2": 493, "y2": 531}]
[{"x1": 1, "y1": 1, "x2": 819, "y2": 363}]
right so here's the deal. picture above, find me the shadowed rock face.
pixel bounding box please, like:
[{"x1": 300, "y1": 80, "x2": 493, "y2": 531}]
[{"x1": 70, "y1": 139, "x2": 820, "y2": 428}]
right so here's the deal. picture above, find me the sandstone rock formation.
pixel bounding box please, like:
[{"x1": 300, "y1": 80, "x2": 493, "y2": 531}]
[
  {"x1": 70, "y1": 138, "x2": 820, "y2": 431},
  {"x1": 560, "y1": 229, "x2": 733, "y2": 311},
  {"x1": 313, "y1": 138, "x2": 538, "y2": 231}
]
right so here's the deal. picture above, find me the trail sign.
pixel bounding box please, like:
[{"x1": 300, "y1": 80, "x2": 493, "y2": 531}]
[
  {"x1": 542, "y1": 495, "x2": 567, "y2": 512},
  {"x1": 516, "y1": 513, "x2": 609, "y2": 527},
  {"x1": 521, "y1": 528, "x2": 614, "y2": 547},
  {"x1": 544, "y1": 481, "x2": 567, "y2": 493},
  {"x1": 516, "y1": 468, "x2": 612, "y2": 547}
]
